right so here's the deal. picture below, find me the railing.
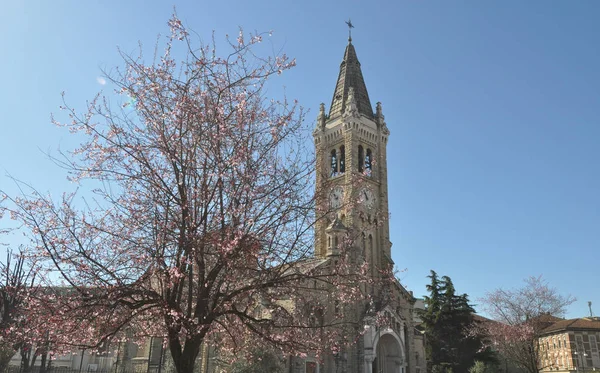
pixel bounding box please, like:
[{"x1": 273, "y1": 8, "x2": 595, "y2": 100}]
[{"x1": 5, "y1": 367, "x2": 178, "y2": 373}]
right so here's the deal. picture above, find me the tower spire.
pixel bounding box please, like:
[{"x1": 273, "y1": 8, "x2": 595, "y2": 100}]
[{"x1": 328, "y1": 25, "x2": 373, "y2": 120}]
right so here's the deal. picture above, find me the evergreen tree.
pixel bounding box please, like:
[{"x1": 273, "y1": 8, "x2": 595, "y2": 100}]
[
  {"x1": 421, "y1": 271, "x2": 444, "y2": 368},
  {"x1": 419, "y1": 271, "x2": 496, "y2": 373}
]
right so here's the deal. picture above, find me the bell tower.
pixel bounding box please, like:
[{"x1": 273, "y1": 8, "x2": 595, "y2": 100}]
[{"x1": 313, "y1": 36, "x2": 393, "y2": 274}]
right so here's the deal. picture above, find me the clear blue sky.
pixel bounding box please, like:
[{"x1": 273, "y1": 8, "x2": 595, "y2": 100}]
[{"x1": 1, "y1": 1, "x2": 599, "y2": 319}]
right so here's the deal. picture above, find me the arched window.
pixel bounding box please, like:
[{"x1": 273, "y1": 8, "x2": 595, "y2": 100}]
[
  {"x1": 361, "y1": 233, "x2": 366, "y2": 250},
  {"x1": 339, "y1": 145, "x2": 345, "y2": 173},
  {"x1": 365, "y1": 148, "x2": 372, "y2": 176},
  {"x1": 358, "y1": 145, "x2": 364, "y2": 172},
  {"x1": 368, "y1": 234, "x2": 374, "y2": 278},
  {"x1": 330, "y1": 149, "x2": 337, "y2": 176}
]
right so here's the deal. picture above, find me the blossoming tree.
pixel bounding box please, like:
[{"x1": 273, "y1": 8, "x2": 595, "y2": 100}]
[
  {"x1": 478, "y1": 276, "x2": 575, "y2": 373},
  {"x1": 0, "y1": 15, "x2": 379, "y2": 373},
  {"x1": 0, "y1": 249, "x2": 62, "y2": 373},
  {"x1": 0, "y1": 249, "x2": 32, "y2": 372}
]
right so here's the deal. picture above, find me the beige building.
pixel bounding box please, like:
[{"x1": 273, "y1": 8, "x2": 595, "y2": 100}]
[{"x1": 538, "y1": 317, "x2": 600, "y2": 372}]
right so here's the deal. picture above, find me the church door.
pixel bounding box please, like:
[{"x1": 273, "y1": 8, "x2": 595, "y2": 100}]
[{"x1": 374, "y1": 333, "x2": 402, "y2": 373}]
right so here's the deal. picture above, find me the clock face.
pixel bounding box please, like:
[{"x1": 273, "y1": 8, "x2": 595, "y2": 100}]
[
  {"x1": 329, "y1": 186, "x2": 344, "y2": 209},
  {"x1": 359, "y1": 188, "x2": 376, "y2": 209}
]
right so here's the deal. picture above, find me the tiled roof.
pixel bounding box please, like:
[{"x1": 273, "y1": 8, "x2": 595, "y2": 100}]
[
  {"x1": 536, "y1": 314, "x2": 564, "y2": 323},
  {"x1": 542, "y1": 317, "x2": 600, "y2": 333},
  {"x1": 532, "y1": 314, "x2": 565, "y2": 330},
  {"x1": 328, "y1": 41, "x2": 373, "y2": 119}
]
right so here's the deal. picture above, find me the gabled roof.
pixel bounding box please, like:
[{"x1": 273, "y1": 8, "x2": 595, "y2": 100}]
[
  {"x1": 328, "y1": 41, "x2": 374, "y2": 120},
  {"x1": 542, "y1": 317, "x2": 600, "y2": 334},
  {"x1": 530, "y1": 314, "x2": 565, "y2": 330},
  {"x1": 326, "y1": 215, "x2": 347, "y2": 231},
  {"x1": 281, "y1": 257, "x2": 329, "y2": 276},
  {"x1": 536, "y1": 314, "x2": 564, "y2": 323}
]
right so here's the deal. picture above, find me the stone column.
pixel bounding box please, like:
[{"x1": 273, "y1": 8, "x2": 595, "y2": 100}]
[{"x1": 363, "y1": 356, "x2": 374, "y2": 373}]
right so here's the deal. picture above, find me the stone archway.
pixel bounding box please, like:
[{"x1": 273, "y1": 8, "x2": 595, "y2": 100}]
[{"x1": 372, "y1": 333, "x2": 403, "y2": 373}]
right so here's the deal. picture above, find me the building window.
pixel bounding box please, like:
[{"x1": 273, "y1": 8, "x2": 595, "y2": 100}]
[
  {"x1": 590, "y1": 335, "x2": 600, "y2": 367},
  {"x1": 576, "y1": 335, "x2": 587, "y2": 368},
  {"x1": 339, "y1": 145, "x2": 345, "y2": 173},
  {"x1": 358, "y1": 145, "x2": 364, "y2": 172},
  {"x1": 576, "y1": 335, "x2": 585, "y2": 351},
  {"x1": 590, "y1": 335, "x2": 598, "y2": 352},
  {"x1": 330, "y1": 149, "x2": 338, "y2": 176},
  {"x1": 365, "y1": 148, "x2": 372, "y2": 176},
  {"x1": 361, "y1": 233, "x2": 366, "y2": 260}
]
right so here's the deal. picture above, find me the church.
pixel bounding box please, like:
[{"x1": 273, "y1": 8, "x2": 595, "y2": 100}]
[
  {"x1": 5, "y1": 30, "x2": 426, "y2": 373},
  {"x1": 195, "y1": 28, "x2": 426, "y2": 373},
  {"x1": 295, "y1": 31, "x2": 426, "y2": 373}
]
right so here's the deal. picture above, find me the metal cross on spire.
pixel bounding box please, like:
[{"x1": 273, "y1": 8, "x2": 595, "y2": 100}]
[{"x1": 345, "y1": 19, "x2": 354, "y2": 42}]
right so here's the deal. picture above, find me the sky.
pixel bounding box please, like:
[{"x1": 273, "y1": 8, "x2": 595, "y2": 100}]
[{"x1": 1, "y1": 1, "x2": 599, "y2": 319}]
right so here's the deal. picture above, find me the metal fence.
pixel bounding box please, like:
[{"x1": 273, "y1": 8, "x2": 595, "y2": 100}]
[{"x1": 5, "y1": 367, "x2": 177, "y2": 373}]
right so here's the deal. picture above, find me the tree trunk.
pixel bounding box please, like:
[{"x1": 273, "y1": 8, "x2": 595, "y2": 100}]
[
  {"x1": 39, "y1": 352, "x2": 47, "y2": 373},
  {"x1": 20, "y1": 347, "x2": 31, "y2": 373},
  {"x1": 171, "y1": 338, "x2": 202, "y2": 373}
]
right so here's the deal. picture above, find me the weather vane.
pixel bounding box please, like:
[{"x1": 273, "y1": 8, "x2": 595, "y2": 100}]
[{"x1": 345, "y1": 19, "x2": 354, "y2": 42}]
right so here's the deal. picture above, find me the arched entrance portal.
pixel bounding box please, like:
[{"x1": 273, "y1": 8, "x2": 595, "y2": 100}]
[{"x1": 372, "y1": 333, "x2": 403, "y2": 373}]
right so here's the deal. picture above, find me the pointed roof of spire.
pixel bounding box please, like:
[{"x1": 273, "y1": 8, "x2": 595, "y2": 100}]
[{"x1": 328, "y1": 40, "x2": 374, "y2": 119}]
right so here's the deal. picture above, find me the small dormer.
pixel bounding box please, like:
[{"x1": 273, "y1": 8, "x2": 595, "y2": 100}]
[{"x1": 325, "y1": 214, "x2": 347, "y2": 257}]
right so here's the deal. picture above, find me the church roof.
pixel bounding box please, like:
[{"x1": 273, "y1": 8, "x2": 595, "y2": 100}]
[{"x1": 328, "y1": 40, "x2": 374, "y2": 119}]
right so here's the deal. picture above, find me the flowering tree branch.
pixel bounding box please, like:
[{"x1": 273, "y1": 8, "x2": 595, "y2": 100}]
[{"x1": 1, "y1": 14, "x2": 385, "y2": 373}]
